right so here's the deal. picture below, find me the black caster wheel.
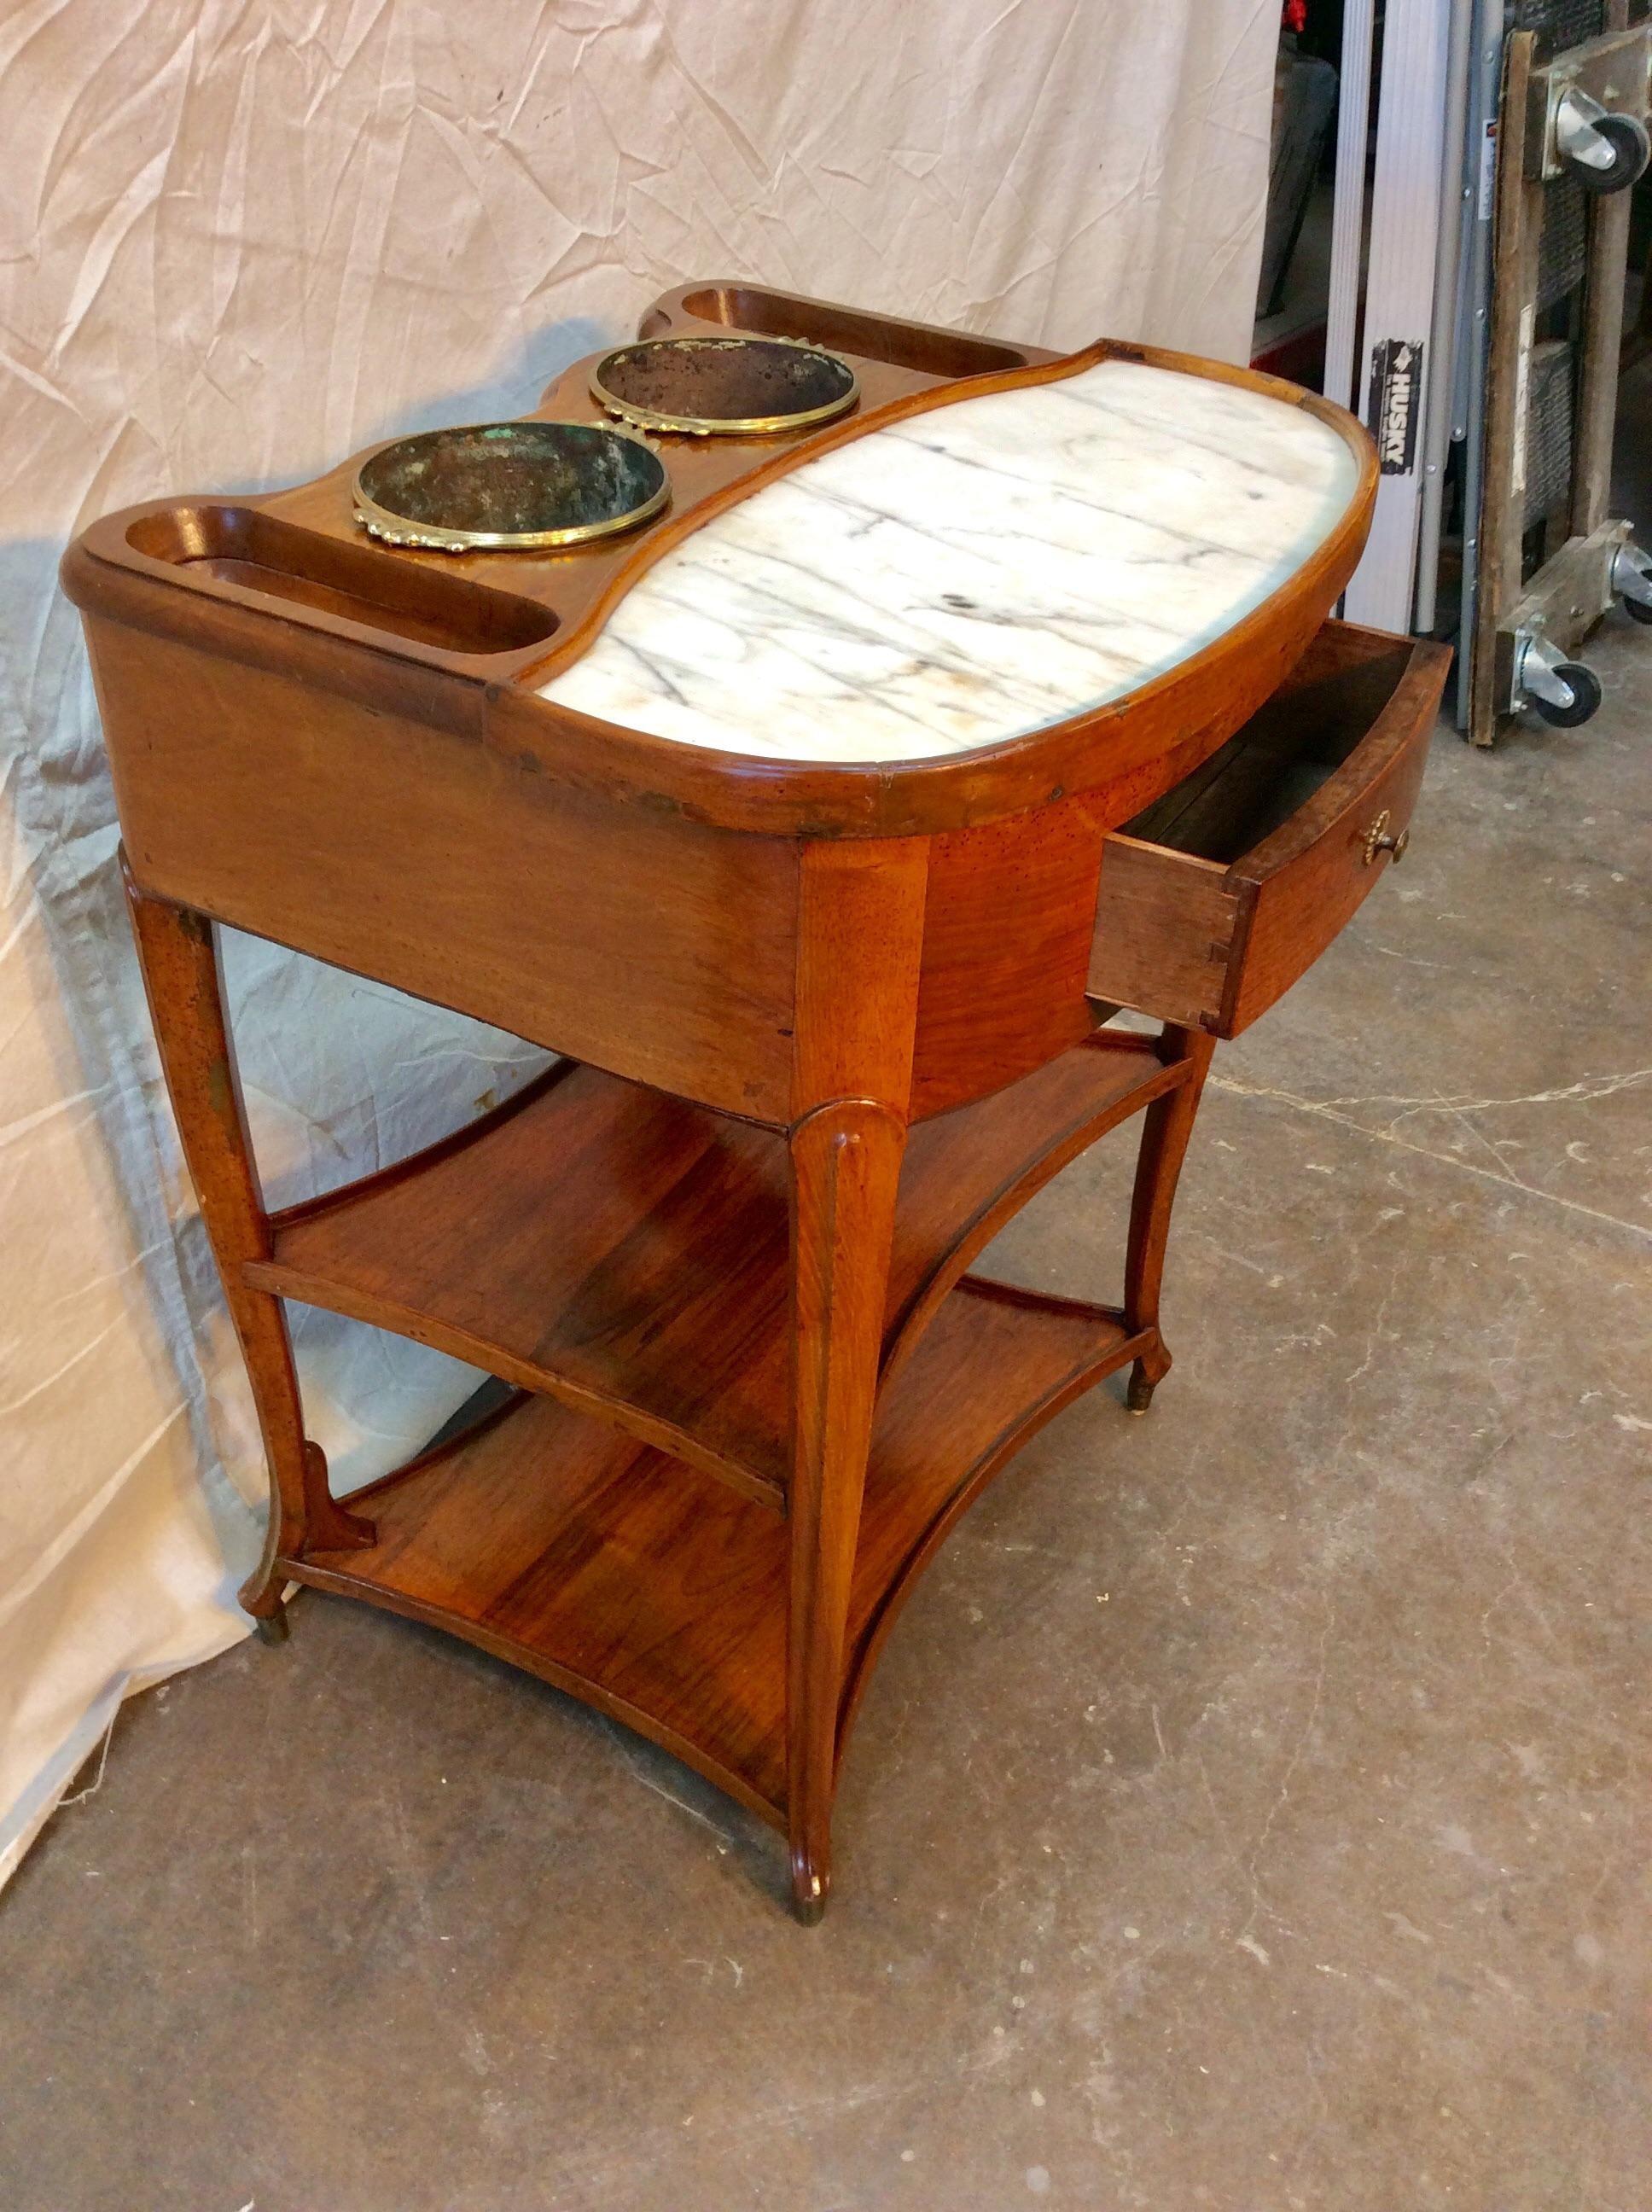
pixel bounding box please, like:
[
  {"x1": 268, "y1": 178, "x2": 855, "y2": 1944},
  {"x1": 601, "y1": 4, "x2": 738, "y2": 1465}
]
[
  {"x1": 1531, "y1": 661, "x2": 1602, "y2": 727},
  {"x1": 1565, "y1": 112, "x2": 1650, "y2": 195},
  {"x1": 1623, "y1": 593, "x2": 1652, "y2": 626}
]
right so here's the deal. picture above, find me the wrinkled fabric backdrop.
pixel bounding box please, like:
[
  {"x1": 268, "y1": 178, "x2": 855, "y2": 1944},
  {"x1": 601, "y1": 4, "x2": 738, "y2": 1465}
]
[{"x1": 0, "y1": 0, "x2": 1277, "y2": 1883}]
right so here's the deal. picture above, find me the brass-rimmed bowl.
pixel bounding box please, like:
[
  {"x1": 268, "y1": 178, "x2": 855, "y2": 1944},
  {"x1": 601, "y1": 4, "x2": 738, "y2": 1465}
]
[
  {"x1": 589, "y1": 335, "x2": 858, "y2": 437},
  {"x1": 352, "y1": 420, "x2": 670, "y2": 553}
]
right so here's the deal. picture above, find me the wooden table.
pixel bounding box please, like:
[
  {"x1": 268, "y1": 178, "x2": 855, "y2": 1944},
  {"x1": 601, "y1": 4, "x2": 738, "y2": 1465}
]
[{"x1": 64, "y1": 283, "x2": 1447, "y2": 1919}]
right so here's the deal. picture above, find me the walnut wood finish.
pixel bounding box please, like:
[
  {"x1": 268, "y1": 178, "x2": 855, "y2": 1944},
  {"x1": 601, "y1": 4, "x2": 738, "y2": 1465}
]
[
  {"x1": 782, "y1": 837, "x2": 927, "y2": 1915},
  {"x1": 252, "y1": 1033, "x2": 1178, "y2": 1831},
  {"x1": 121, "y1": 867, "x2": 374, "y2": 1618},
  {"x1": 1122, "y1": 1027, "x2": 1217, "y2": 1412},
  {"x1": 247, "y1": 1033, "x2": 1179, "y2": 1511},
  {"x1": 62, "y1": 284, "x2": 1427, "y2": 1918},
  {"x1": 121, "y1": 859, "x2": 1204, "y2": 1911},
  {"x1": 85, "y1": 618, "x2": 801, "y2": 1122},
  {"x1": 288, "y1": 1278, "x2": 1141, "y2": 1830}
]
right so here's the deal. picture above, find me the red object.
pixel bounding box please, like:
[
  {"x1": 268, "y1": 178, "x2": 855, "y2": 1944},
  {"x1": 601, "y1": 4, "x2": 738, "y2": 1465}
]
[
  {"x1": 1283, "y1": 0, "x2": 1307, "y2": 30},
  {"x1": 1251, "y1": 317, "x2": 1327, "y2": 389}
]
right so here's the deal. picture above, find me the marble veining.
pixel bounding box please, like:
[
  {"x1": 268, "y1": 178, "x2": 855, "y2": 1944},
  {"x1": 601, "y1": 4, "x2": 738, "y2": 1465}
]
[{"x1": 538, "y1": 358, "x2": 1361, "y2": 763}]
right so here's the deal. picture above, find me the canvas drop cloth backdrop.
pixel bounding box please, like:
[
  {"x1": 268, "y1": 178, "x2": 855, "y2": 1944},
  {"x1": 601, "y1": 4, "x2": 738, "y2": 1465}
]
[{"x1": 0, "y1": 0, "x2": 1278, "y2": 1883}]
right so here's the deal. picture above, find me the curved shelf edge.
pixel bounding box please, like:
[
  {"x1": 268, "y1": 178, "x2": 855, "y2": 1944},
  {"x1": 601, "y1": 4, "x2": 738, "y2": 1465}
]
[
  {"x1": 881, "y1": 1031, "x2": 1181, "y2": 1390},
  {"x1": 264, "y1": 1059, "x2": 574, "y2": 1237},
  {"x1": 280, "y1": 1274, "x2": 1149, "y2": 1846},
  {"x1": 245, "y1": 1257, "x2": 788, "y2": 1514},
  {"x1": 841, "y1": 1279, "x2": 1150, "y2": 1777},
  {"x1": 282, "y1": 1559, "x2": 789, "y2": 1835}
]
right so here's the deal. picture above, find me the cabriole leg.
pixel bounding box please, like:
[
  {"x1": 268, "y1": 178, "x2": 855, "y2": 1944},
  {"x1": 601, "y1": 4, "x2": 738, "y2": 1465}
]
[
  {"x1": 121, "y1": 858, "x2": 373, "y2": 1623},
  {"x1": 1123, "y1": 1024, "x2": 1216, "y2": 1413}
]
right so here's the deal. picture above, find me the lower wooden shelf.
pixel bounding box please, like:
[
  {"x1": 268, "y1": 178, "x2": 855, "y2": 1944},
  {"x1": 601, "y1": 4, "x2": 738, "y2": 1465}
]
[
  {"x1": 288, "y1": 1275, "x2": 1143, "y2": 1824},
  {"x1": 249, "y1": 1029, "x2": 1176, "y2": 1511}
]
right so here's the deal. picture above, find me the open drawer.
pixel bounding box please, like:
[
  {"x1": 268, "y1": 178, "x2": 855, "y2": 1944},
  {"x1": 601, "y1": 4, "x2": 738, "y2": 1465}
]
[{"x1": 1089, "y1": 621, "x2": 1451, "y2": 1036}]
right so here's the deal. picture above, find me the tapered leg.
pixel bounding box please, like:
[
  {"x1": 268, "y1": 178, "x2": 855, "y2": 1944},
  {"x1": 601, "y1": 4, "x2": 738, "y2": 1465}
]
[
  {"x1": 782, "y1": 835, "x2": 928, "y2": 1922},
  {"x1": 785, "y1": 1098, "x2": 906, "y2": 1923},
  {"x1": 1123, "y1": 1024, "x2": 1216, "y2": 1413},
  {"x1": 122, "y1": 859, "x2": 373, "y2": 1620}
]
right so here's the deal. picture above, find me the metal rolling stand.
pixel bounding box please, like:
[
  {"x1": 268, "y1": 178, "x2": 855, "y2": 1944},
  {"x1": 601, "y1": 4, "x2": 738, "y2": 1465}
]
[{"x1": 1464, "y1": 0, "x2": 1652, "y2": 742}]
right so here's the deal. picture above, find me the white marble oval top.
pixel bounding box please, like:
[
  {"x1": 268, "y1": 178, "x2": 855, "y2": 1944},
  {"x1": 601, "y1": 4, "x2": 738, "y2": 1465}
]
[{"x1": 538, "y1": 358, "x2": 1360, "y2": 764}]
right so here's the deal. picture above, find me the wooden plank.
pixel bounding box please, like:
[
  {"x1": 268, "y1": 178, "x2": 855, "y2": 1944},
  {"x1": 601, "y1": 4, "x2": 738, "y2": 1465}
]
[
  {"x1": 1495, "y1": 521, "x2": 1626, "y2": 678},
  {"x1": 1087, "y1": 837, "x2": 1236, "y2": 1030}
]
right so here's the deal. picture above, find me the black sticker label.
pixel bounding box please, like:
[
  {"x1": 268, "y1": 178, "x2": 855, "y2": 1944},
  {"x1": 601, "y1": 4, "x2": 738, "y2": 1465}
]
[{"x1": 1367, "y1": 338, "x2": 1424, "y2": 476}]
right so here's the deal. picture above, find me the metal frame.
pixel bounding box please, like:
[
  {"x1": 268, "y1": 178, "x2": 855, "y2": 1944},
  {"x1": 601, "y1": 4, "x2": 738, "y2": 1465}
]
[
  {"x1": 1454, "y1": 1, "x2": 1513, "y2": 720},
  {"x1": 1416, "y1": 0, "x2": 1484, "y2": 635},
  {"x1": 1341, "y1": 0, "x2": 1460, "y2": 631},
  {"x1": 1324, "y1": 0, "x2": 1377, "y2": 418}
]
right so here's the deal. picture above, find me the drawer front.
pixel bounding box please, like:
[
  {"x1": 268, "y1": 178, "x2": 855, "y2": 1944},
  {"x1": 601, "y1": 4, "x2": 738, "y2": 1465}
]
[
  {"x1": 1220, "y1": 644, "x2": 1442, "y2": 1033},
  {"x1": 1089, "y1": 623, "x2": 1450, "y2": 1036}
]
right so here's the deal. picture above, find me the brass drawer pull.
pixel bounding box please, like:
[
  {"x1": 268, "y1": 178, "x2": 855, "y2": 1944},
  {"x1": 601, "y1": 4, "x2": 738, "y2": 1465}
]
[{"x1": 1364, "y1": 809, "x2": 1410, "y2": 866}]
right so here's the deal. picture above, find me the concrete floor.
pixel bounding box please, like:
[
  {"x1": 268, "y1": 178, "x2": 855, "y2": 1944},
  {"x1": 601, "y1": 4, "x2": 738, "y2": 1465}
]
[{"x1": 4, "y1": 434, "x2": 1650, "y2": 2212}]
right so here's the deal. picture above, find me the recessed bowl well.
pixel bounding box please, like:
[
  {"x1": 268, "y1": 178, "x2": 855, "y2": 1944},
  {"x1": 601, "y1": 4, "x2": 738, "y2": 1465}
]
[
  {"x1": 352, "y1": 421, "x2": 670, "y2": 552},
  {"x1": 590, "y1": 335, "x2": 858, "y2": 436}
]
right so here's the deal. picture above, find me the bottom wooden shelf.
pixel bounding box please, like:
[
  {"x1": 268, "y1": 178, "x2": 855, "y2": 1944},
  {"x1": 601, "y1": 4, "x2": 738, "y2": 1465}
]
[{"x1": 288, "y1": 1276, "x2": 1143, "y2": 1824}]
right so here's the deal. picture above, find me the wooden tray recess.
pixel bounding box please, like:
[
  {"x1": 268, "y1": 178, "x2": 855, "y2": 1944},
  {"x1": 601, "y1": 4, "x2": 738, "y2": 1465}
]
[
  {"x1": 125, "y1": 504, "x2": 560, "y2": 652},
  {"x1": 90, "y1": 282, "x2": 1067, "y2": 696},
  {"x1": 658, "y1": 284, "x2": 1044, "y2": 379}
]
